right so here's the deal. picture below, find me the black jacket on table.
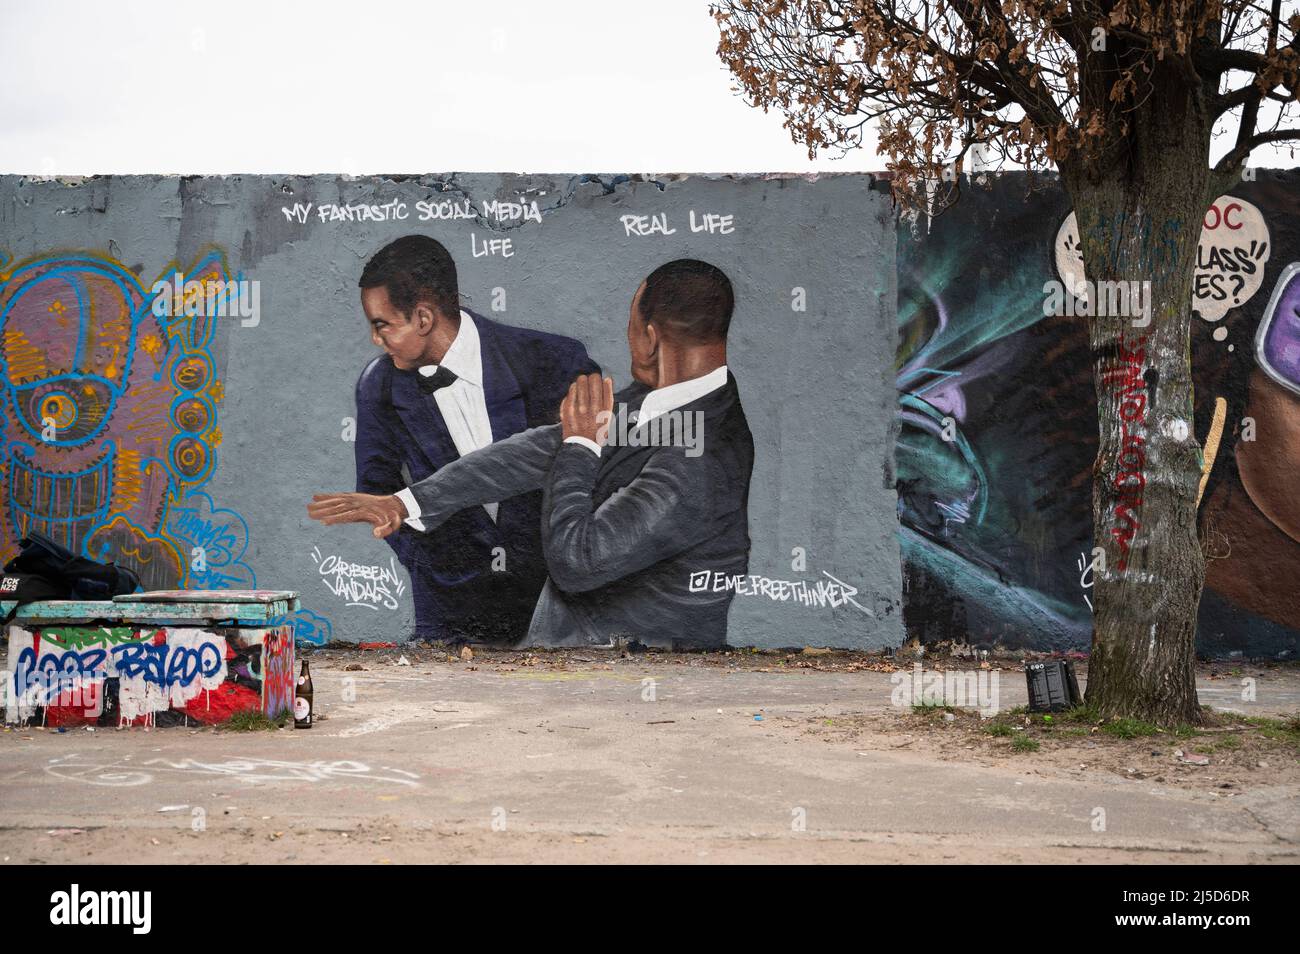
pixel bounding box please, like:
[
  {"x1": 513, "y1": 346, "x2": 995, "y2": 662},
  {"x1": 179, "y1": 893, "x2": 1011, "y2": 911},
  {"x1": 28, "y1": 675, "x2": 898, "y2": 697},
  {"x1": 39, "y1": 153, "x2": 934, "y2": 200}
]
[{"x1": 405, "y1": 373, "x2": 755, "y2": 648}]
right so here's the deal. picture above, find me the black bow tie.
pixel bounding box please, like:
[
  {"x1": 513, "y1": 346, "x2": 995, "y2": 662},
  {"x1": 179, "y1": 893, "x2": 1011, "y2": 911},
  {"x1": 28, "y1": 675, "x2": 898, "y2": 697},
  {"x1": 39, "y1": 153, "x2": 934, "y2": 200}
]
[{"x1": 417, "y1": 366, "x2": 458, "y2": 394}]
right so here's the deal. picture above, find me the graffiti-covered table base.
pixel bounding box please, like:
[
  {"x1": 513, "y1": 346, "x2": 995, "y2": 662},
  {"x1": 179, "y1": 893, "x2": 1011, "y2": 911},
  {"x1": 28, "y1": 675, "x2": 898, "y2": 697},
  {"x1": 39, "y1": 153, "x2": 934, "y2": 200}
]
[{"x1": 2, "y1": 590, "x2": 299, "y2": 728}]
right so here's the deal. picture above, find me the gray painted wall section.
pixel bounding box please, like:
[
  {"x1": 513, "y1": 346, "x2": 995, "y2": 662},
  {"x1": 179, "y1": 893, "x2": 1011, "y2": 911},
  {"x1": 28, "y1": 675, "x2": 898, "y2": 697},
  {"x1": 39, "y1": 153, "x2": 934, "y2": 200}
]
[{"x1": 0, "y1": 173, "x2": 903, "y2": 649}]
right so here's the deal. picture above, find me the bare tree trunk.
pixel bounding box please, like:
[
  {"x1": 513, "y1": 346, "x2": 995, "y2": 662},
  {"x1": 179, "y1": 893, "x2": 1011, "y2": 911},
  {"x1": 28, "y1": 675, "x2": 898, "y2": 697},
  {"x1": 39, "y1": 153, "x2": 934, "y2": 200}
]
[{"x1": 1064, "y1": 79, "x2": 1213, "y2": 727}]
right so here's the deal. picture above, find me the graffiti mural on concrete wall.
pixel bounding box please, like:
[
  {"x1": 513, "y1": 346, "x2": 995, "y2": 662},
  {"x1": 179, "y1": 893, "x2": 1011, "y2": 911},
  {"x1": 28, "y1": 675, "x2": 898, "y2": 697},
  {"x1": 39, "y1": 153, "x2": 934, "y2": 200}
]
[
  {"x1": 0, "y1": 174, "x2": 901, "y2": 651},
  {"x1": 0, "y1": 248, "x2": 333, "y2": 646},
  {"x1": 269, "y1": 173, "x2": 897, "y2": 650},
  {"x1": 3, "y1": 173, "x2": 1293, "y2": 653},
  {"x1": 0, "y1": 250, "x2": 236, "y2": 586},
  {"x1": 896, "y1": 172, "x2": 1299, "y2": 657},
  {"x1": 0, "y1": 173, "x2": 926, "y2": 650},
  {"x1": 311, "y1": 242, "x2": 765, "y2": 648}
]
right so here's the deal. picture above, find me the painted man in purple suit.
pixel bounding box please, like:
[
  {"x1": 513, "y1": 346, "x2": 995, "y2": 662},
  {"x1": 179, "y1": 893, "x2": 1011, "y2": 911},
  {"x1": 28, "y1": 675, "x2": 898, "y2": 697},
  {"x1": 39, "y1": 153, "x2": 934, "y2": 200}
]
[{"x1": 350, "y1": 235, "x2": 597, "y2": 644}]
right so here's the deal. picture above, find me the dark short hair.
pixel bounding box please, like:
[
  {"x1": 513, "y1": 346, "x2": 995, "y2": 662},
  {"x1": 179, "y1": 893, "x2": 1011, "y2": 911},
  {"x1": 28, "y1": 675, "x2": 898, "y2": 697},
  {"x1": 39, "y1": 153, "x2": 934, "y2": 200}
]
[
  {"x1": 636, "y1": 259, "x2": 734, "y2": 344},
  {"x1": 359, "y1": 235, "x2": 460, "y2": 319}
]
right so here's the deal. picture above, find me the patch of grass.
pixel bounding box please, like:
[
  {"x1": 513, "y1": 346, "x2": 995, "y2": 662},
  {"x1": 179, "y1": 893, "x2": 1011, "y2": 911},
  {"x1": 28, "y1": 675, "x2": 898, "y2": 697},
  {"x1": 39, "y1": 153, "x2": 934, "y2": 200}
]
[
  {"x1": 984, "y1": 705, "x2": 1216, "y2": 743},
  {"x1": 1011, "y1": 735, "x2": 1040, "y2": 753},
  {"x1": 1021, "y1": 706, "x2": 1096, "y2": 727},
  {"x1": 220, "y1": 709, "x2": 292, "y2": 732},
  {"x1": 1100, "y1": 717, "x2": 1163, "y2": 739},
  {"x1": 1216, "y1": 709, "x2": 1251, "y2": 725},
  {"x1": 911, "y1": 701, "x2": 953, "y2": 712},
  {"x1": 1246, "y1": 715, "x2": 1300, "y2": 747},
  {"x1": 984, "y1": 723, "x2": 1015, "y2": 737}
]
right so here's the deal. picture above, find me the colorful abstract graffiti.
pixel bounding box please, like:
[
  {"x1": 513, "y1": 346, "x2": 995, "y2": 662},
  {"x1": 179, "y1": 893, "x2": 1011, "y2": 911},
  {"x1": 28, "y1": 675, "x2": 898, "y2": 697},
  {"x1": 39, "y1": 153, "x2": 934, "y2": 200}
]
[
  {"x1": 259, "y1": 625, "x2": 295, "y2": 718},
  {"x1": 896, "y1": 172, "x2": 1300, "y2": 657},
  {"x1": 0, "y1": 250, "x2": 229, "y2": 586},
  {"x1": 0, "y1": 247, "x2": 332, "y2": 644}
]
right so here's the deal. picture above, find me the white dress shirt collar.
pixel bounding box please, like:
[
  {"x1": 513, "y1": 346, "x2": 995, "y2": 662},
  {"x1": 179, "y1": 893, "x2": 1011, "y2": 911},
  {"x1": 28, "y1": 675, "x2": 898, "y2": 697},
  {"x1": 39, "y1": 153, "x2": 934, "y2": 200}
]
[
  {"x1": 418, "y1": 309, "x2": 481, "y2": 387},
  {"x1": 636, "y1": 365, "x2": 729, "y2": 426}
]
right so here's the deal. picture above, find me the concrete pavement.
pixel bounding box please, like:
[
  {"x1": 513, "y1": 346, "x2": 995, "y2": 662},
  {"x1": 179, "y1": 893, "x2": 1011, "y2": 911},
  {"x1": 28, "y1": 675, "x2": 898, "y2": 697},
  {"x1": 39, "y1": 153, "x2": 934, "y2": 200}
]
[{"x1": 2, "y1": 650, "x2": 1296, "y2": 863}]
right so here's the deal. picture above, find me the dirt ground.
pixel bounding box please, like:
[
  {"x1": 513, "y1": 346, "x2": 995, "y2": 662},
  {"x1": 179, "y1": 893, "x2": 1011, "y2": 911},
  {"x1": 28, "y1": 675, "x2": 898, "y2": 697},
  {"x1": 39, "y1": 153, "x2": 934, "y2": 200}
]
[{"x1": 2, "y1": 645, "x2": 1296, "y2": 864}]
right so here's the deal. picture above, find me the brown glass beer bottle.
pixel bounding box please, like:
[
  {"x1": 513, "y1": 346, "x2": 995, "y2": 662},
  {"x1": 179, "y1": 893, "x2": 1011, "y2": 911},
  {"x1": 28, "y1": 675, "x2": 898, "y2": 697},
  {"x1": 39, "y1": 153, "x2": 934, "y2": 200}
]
[{"x1": 294, "y1": 660, "x2": 314, "y2": 728}]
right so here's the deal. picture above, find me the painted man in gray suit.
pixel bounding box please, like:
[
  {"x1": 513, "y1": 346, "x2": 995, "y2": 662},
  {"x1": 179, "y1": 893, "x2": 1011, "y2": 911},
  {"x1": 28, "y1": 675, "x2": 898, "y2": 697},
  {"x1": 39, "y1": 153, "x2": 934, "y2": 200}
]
[{"x1": 309, "y1": 260, "x2": 754, "y2": 649}]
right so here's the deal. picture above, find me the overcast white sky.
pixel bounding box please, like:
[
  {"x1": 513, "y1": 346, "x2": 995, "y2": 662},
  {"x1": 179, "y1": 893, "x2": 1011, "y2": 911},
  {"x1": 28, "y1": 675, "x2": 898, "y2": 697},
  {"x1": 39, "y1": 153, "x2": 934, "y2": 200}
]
[
  {"x1": 1, "y1": 0, "x2": 1294, "y2": 175},
  {"x1": 0, "y1": 0, "x2": 880, "y2": 175}
]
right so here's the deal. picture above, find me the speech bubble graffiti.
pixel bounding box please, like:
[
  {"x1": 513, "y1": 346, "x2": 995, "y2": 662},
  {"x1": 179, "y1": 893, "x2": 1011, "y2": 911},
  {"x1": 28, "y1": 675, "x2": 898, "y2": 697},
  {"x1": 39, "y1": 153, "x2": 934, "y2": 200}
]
[{"x1": 1054, "y1": 196, "x2": 1270, "y2": 322}]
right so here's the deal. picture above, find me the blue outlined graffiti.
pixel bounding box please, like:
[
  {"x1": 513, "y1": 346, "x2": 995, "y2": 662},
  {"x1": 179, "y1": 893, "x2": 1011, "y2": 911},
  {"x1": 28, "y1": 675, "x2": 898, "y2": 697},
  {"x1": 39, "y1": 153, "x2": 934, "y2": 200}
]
[
  {"x1": 269, "y1": 608, "x2": 334, "y2": 647},
  {"x1": 114, "y1": 638, "x2": 224, "y2": 689},
  {"x1": 165, "y1": 490, "x2": 257, "y2": 589},
  {"x1": 12, "y1": 644, "x2": 109, "y2": 704},
  {"x1": 12, "y1": 634, "x2": 224, "y2": 703}
]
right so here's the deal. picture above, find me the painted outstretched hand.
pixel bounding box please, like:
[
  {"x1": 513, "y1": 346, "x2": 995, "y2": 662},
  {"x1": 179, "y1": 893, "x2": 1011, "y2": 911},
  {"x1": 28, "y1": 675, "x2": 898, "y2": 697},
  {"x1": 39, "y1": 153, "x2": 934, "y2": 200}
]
[{"x1": 307, "y1": 493, "x2": 406, "y2": 539}]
